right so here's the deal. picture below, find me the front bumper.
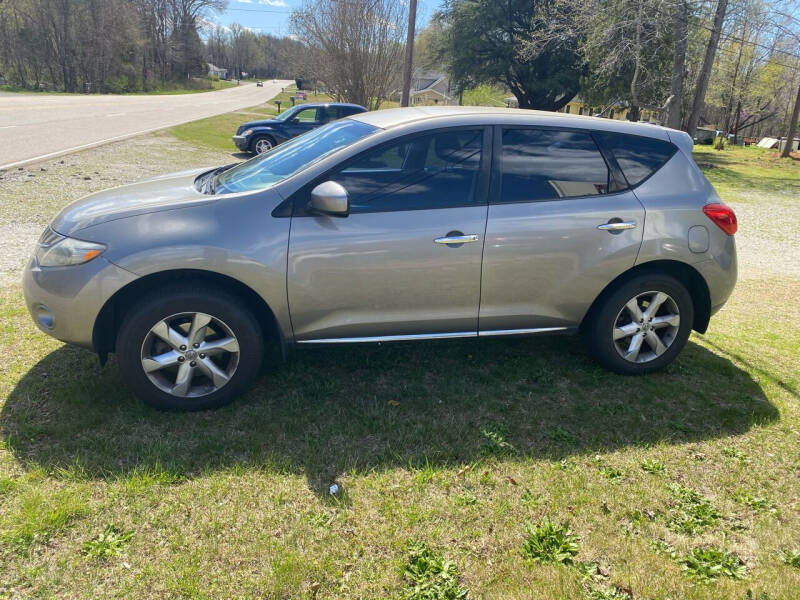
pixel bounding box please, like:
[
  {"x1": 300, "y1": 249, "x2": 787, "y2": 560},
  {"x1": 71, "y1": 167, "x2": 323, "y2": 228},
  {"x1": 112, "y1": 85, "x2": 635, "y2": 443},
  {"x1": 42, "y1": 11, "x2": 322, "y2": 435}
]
[
  {"x1": 232, "y1": 135, "x2": 250, "y2": 151},
  {"x1": 22, "y1": 256, "x2": 138, "y2": 350}
]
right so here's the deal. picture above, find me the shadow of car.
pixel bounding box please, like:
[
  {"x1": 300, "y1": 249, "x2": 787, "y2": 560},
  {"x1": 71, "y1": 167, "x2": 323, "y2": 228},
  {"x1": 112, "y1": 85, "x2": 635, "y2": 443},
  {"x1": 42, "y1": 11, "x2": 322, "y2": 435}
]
[
  {"x1": 232, "y1": 102, "x2": 367, "y2": 155},
  {"x1": 1, "y1": 335, "x2": 779, "y2": 496}
]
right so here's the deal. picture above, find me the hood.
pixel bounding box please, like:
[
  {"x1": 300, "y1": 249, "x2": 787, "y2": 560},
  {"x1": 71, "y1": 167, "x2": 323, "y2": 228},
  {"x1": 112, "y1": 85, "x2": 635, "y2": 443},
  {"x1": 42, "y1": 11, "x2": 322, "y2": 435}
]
[
  {"x1": 240, "y1": 119, "x2": 281, "y2": 130},
  {"x1": 51, "y1": 167, "x2": 218, "y2": 236}
]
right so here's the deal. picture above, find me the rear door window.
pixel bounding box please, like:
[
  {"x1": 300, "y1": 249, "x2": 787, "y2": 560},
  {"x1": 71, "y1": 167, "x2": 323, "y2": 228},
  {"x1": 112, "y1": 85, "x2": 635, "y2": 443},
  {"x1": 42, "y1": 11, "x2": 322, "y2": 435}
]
[
  {"x1": 498, "y1": 129, "x2": 613, "y2": 203},
  {"x1": 594, "y1": 132, "x2": 677, "y2": 186}
]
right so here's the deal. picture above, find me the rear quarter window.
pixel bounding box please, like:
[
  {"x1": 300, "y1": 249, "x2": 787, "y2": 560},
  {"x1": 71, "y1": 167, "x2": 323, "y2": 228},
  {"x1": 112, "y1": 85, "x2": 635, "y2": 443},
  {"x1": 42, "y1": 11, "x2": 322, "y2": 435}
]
[{"x1": 595, "y1": 132, "x2": 677, "y2": 187}]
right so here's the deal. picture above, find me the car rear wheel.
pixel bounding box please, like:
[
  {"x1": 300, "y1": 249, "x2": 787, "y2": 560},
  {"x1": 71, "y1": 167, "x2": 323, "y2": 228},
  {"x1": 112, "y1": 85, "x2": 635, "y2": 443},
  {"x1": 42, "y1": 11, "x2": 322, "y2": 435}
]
[
  {"x1": 251, "y1": 135, "x2": 274, "y2": 154},
  {"x1": 116, "y1": 285, "x2": 264, "y2": 410},
  {"x1": 584, "y1": 273, "x2": 694, "y2": 375}
]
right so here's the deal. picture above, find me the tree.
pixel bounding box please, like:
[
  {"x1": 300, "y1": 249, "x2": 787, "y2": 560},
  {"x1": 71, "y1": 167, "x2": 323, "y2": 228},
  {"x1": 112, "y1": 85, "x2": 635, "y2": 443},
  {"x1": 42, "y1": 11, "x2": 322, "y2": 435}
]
[
  {"x1": 782, "y1": 81, "x2": 800, "y2": 157},
  {"x1": 435, "y1": 0, "x2": 583, "y2": 110},
  {"x1": 567, "y1": 0, "x2": 674, "y2": 121},
  {"x1": 686, "y1": 0, "x2": 729, "y2": 135},
  {"x1": 667, "y1": 0, "x2": 689, "y2": 128},
  {"x1": 290, "y1": 0, "x2": 406, "y2": 110}
]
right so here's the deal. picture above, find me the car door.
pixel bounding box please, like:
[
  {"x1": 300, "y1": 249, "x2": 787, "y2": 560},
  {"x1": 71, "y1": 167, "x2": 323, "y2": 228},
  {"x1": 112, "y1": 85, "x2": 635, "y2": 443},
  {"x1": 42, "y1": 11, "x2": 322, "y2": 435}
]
[
  {"x1": 287, "y1": 126, "x2": 491, "y2": 342},
  {"x1": 479, "y1": 126, "x2": 646, "y2": 333},
  {"x1": 284, "y1": 106, "x2": 322, "y2": 138}
]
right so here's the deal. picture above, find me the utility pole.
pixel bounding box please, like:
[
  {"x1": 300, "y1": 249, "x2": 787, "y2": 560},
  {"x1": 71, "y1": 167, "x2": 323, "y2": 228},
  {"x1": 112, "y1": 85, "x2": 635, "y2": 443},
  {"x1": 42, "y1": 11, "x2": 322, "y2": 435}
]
[{"x1": 400, "y1": 0, "x2": 418, "y2": 107}]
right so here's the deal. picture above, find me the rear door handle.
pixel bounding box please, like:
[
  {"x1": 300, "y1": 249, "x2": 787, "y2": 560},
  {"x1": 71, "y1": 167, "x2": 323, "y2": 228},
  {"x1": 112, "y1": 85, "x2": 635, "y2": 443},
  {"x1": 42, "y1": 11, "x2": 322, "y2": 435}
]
[
  {"x1": 597, "y1": 221, "x2": 637, "y2": 232},
  {"x1": 434, "y1": 234, "x2": 479, "y2": 245}
]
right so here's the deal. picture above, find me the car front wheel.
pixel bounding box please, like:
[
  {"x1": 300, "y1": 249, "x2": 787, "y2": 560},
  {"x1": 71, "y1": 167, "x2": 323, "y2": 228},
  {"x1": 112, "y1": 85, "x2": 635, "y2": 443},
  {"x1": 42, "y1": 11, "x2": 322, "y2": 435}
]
[
  {"x1": 584, "y1": 273, "x2": 694, "y2": 375},
  {"x1": 116, "y1": 285, "x2": 264, "y2": 410},
  {"x1": 251, "y1": 135, "x2": 274, "y2": 154}
]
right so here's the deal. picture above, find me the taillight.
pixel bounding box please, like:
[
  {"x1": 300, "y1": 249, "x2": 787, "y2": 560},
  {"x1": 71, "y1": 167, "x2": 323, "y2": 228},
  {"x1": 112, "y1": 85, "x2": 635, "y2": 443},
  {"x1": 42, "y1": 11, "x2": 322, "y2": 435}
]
[{"x1": 702, "y1": 203, "x2": 737, "y2": 235}]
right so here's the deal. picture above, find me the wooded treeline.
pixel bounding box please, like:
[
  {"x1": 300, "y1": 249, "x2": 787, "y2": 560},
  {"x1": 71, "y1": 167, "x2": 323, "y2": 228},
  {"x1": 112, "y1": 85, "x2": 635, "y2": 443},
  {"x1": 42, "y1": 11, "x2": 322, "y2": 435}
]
[
  {"x1": 0, "y1": 0, "x2": 304, "y2": 93},
  {"x1": 413, "y1": 0, "x2": 800, "y2": 140}
]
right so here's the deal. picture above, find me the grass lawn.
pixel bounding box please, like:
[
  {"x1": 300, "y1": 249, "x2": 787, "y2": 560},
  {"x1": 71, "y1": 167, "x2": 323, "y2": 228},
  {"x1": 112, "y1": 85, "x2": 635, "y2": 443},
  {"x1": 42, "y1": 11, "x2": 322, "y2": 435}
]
[
  {"x1": 0, "y1": 79, "x2": 237, "y2": 96},
  {"x1": 1, "y1": 133, "x2": 799, "y2": 597}
]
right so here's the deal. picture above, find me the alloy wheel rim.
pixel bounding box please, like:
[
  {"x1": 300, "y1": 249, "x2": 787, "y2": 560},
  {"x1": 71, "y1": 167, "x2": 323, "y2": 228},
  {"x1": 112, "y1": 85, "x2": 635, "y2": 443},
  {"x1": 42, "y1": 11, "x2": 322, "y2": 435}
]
[
  {"x1": 612, "y1": 291, "x2": 680, "y2": 363},
  {"x1": 140, "y1": 312, "x2": 240, "y2": 398},
  {"x1": 255, "y1": 139, "x2": 272, "y2": 153}
]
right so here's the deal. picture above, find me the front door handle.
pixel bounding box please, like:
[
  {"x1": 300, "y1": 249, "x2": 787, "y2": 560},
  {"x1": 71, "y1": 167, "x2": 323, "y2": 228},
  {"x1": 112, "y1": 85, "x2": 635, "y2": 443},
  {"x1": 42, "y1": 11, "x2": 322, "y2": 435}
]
[
  {"x1": 434, "y1": 234, "x2": 479, "y2": 245},
  {"x1": 597, "y1": 220, "x2": 637, "y2": 232}
]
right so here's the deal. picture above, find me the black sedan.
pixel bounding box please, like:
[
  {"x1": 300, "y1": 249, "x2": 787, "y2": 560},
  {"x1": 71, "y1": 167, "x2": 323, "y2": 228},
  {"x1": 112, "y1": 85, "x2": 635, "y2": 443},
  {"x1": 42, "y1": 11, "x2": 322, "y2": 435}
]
[{"x1": 232, "y1": 102, "x2": 367, "y2": 154}]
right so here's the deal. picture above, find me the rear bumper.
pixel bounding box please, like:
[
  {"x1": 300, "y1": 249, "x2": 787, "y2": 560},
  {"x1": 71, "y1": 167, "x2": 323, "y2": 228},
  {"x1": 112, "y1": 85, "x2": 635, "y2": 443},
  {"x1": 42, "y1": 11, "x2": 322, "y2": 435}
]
[{"x1": 22, "y1": 256, "x2": 138, "y2": 350}]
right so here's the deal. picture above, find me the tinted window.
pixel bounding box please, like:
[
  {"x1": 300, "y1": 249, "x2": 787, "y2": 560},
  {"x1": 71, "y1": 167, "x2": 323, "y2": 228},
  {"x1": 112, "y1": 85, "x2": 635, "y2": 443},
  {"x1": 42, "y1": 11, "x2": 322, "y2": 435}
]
[
  {"x1": 331, "y1": 129, "x2": 483, "y2": 212},
  {"x1": 595, "y1": 132, "x2": 676, "y2": 186},
  {"x1": 215, "y1": 119, "x2": 377, "y2": 194},
  {"x1": 499, "y1": 129, "x2": 611, "y2": 203}
]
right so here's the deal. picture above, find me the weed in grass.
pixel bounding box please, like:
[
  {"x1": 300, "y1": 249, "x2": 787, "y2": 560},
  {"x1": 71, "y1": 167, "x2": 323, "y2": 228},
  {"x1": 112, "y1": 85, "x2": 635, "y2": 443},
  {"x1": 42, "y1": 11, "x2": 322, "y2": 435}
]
[
  {"x1": 584, "y1": 584, "x2": 632, "y2": 600},
  {"x1": 521, "y1": 489, "x2": 542, "y2": 508},
  {"x1": 640, "y1": 459, "x2": 666, "y2": 474},
  {"x1": 680, "y1": 547, "x2": 748, "y2": 582},
  {"x1": 306, "y1": 511, "x2": 335, "y2": 528},
  {"x1": 82, "y1": 525, "x2": 133, "y2": 560},
  {"x1": 600, "y1": 466, "x2": 624, "y2": 481},
  {"x1": 723, "y1": 447, "x2": 750, "y2": 463},
  {"x1": 778, "y1": 548, "x2": 800, "y2": 568},
  {"x1": 521, "y1": 517, "x2": 579, "y2": 565},
  {"x1": 651, "y1": 539, "x2": 678, "y2": 559},
  {"x1": 480, "y1": 426, "x2": 515, "y2": 456},
  {"x1": 0, "y1": 475, "x2": 15, "y2": 496},
  {"x1": 548, "y1": 426, "x2": 579, "y2": 445},
  {"x1": 666, "y1": 483, "x2": 721, "y2": 535},
  {"x1": 401, "y1": 541, "x2": 468, "y2": 600},
  {"x1": 734, "y1": 492, "x2": 776, "y2": 513},
  {"x1": 555, "y1": 459, "x2": 580, "y2": 472},
  {"x1": 2, "y1": 488, "x2": 88, "y2": 552},
  {"x1": 454, "y1": 490, "x2": 477, "y2": 507}
]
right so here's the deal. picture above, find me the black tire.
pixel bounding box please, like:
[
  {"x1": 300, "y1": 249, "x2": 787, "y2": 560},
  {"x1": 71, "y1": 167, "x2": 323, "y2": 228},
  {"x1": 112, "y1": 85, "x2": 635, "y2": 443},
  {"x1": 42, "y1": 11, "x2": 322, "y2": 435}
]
[
  {"x1": 250, "y1": 135, "x2": 275, "y2": 155},
  {"x1": 583, "y1": 273, "x2": 694, "y2": 375},
  {"x1": 116, "y1": 284, "x2": 264, "y2": 410}
]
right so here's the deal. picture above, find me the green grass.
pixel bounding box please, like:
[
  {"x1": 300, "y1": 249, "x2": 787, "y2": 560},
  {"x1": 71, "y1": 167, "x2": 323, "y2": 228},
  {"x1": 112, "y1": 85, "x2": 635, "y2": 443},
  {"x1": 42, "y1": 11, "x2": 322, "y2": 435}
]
[
  {"x1": 0, "y1": 78, "x2": 237, "y2": 96},
  {"x1": 0, "y1": 129, "x2": 799, "y2": 598}
]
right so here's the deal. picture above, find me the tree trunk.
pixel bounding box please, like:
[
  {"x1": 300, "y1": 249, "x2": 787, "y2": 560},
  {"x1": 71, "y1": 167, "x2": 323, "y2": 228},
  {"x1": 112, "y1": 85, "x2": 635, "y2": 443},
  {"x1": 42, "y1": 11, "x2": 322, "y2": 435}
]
[
  {"x1": 686, "y1": 0, "x2": 729, "y2": 136},
  {"x1": 732, "y1": 99, "x2": 741, "y2": 145},
  {"x1": 781, "y1": 82, "x2": 800, "y2": 158},
  {"x1": 667, "y1": 0, "x2": 688, "y2": 129},
  {"x1": 400, "y1": 0, "x2": 417, "y2": 107}
]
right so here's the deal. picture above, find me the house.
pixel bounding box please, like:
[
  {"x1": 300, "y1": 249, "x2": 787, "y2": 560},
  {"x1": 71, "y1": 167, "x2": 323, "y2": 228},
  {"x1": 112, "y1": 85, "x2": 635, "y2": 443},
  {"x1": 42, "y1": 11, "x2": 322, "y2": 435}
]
[
  {"x1": 409, "y1": 71, "x2": 457, "y2": 106},
  {"x1": 206, "y1": 63, "x2": 229, "y2": 80},
  {"x1": 555, "y1": 96, "x2": 664, "y2": 123}
]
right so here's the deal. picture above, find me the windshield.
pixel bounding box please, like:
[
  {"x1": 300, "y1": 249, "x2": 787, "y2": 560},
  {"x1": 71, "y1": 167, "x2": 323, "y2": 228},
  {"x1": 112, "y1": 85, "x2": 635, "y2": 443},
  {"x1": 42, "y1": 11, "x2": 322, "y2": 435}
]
[
  {"x1": 273, "y1": 107, "x2": 297, "y2": 122},
  {"x1": 215, "y1": 119, "x2": 378, "y2": 194}
]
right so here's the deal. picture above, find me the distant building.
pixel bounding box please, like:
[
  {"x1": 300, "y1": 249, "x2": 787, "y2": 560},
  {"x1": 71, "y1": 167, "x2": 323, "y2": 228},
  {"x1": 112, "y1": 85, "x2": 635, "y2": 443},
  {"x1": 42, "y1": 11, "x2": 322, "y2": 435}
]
[
  {"x1": 207, "y1": 63, "x2": 229, "y2": 80},
  {"x1": 409, "y1": 71, "x2": 457, "y2": 105},
  {"x1": 554, "y1": 96, "x2": 662, "y2": 123}
]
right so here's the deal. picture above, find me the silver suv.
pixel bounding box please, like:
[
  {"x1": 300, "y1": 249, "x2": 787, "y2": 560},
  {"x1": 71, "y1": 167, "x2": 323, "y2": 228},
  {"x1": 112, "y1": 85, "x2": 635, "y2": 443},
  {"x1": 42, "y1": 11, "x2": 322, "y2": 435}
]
[{"x1": 23, "y1": 107, "x2": 738, "y2": 410}]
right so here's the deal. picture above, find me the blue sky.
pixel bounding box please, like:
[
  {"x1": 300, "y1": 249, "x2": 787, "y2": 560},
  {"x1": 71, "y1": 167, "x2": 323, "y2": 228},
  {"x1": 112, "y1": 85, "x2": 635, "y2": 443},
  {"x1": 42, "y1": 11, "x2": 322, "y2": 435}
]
[{"x1": 208, "y1": 0, "x2": 443, "y2": 38}]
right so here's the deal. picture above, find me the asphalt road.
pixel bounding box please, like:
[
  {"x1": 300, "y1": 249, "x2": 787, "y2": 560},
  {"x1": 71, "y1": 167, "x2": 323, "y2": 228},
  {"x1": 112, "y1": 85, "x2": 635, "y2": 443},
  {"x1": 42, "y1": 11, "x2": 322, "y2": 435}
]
[{"x1": 0, "y1": 80, "x2": 292, "y2": 169}]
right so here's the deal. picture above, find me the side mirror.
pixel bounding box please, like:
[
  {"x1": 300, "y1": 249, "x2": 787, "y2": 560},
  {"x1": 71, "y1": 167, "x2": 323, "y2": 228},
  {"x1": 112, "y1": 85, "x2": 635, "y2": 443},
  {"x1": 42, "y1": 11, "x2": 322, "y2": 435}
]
[{"x1": 310, "y1": 181, "x2": 349, "y2": 217}]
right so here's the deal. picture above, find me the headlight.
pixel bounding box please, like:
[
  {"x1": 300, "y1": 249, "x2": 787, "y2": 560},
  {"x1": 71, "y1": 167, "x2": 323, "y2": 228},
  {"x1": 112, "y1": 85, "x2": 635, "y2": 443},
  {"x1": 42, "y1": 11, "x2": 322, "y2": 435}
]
[
  {"x1": 243, "y1": 129, "x2": 254, "y2": 136},
  {"x1": 35, "y1": 229, "x2": 106, "y2": 267}
]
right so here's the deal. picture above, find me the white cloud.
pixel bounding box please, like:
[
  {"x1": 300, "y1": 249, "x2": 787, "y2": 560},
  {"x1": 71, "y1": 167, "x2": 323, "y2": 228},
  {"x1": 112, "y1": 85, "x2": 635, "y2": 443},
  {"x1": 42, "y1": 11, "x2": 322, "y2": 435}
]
[{"x1": 236, "y1": 0, "x2": 288, "y2": 6}]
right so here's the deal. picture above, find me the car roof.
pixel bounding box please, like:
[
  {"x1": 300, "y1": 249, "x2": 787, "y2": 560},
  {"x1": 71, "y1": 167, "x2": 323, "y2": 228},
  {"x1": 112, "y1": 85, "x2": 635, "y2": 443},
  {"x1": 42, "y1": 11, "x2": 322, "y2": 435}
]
[
  {"x1": 348, "y1": 106, "x2": 675, "y2": 141},
  {"x1": 292, "y1": 102, "x2": 366, "y2": 110}
]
